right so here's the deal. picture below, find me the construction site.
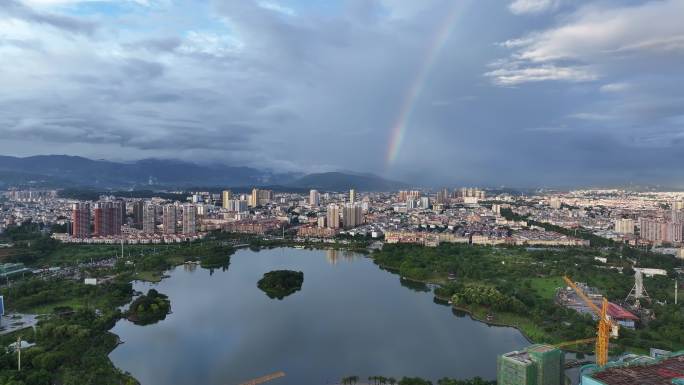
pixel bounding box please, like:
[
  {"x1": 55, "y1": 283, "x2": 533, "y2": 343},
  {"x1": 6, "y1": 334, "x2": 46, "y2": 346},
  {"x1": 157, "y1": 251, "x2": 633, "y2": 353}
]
[
  {"x1": 580, "y1": 352, "x2": 684, "y2": 385},
  {"x1": 497, "y1": 274, "x2": 684, "y2": 385}
]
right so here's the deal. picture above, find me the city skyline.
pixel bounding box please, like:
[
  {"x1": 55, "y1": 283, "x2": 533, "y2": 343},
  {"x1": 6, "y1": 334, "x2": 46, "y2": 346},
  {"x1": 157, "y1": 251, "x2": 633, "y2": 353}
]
[{"x1": 0, "y1": 1, "x2": 683, "y2": 186}]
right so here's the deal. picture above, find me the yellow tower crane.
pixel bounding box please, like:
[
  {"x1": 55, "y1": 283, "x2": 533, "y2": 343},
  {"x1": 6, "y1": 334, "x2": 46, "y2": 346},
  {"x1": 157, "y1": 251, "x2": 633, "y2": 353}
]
[{"x1": 562, "y1": 276, "x2": 616, "y2": 366}]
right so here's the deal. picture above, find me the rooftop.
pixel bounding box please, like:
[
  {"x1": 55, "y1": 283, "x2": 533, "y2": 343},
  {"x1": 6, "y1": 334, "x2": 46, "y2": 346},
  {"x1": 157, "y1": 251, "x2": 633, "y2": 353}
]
[{"x1": 588, "y1": 354, "x2": 684, "y2": 385}]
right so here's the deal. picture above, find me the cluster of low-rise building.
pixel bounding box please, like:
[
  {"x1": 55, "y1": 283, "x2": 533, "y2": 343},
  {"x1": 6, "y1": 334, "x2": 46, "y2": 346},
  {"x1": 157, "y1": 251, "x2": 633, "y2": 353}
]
[{"x1": 508, "y1": 190, "x2": 684, "y2": 254}]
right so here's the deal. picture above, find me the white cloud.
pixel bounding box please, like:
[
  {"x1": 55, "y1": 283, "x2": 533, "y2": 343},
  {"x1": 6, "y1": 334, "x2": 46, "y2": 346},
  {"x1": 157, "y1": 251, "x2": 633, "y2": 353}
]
[
  {"x1": 177, "y1": 31, "x2": 243, "y2": 58},
  {"x1": 257, "y1": 1, "x2": 295, "y2": 16},
  {"x1": 599, "y1": 82, "x2": 630, "y2": 93},
  {"x1": 490, "y1": 0, "x2": 684, "y2": 85},
  {"x1": 508, "y1": 0, "x2": 559, "y2": 15},
  {"x1": 485, "y1": 64, "x2": 596, "y2": 85},
  {"x1": 567, "y1": 112, "x2": 614, "y2": 121},
  {"x1": 21, "y1": 0, "x2": 151, "y2": 7}
]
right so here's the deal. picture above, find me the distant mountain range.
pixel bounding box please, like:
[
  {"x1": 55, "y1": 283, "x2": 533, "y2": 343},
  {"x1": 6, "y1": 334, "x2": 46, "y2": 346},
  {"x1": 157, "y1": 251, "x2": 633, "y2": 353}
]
[{"x1": 0, "y1": 155, "x2": 407, "y2": 192}]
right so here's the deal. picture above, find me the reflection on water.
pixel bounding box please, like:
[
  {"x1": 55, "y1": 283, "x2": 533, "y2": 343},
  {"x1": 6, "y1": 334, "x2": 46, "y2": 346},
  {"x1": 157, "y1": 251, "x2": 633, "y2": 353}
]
[
  {"x1": 110, "y1": 247, "x2": 528, "y2": 385},
  {"x1": 399, "y1": 277, "x2": 430, "y2": 292},
  {"x1": 325, "y1": 249, "x2": 359, "y2": 265}
]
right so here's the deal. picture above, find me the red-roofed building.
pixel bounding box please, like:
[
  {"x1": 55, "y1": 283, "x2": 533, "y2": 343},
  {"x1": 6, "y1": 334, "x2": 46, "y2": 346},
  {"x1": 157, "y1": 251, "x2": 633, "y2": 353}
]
[{"x1": 606, "y1": 302, "x2": 639, "y2": 328}]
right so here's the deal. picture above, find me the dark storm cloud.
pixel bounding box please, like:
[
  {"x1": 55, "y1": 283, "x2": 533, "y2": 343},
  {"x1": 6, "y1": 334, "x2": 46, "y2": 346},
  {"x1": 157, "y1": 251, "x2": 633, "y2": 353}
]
[{"x1": 0, "y1": 0, "x2": 682, "y2": 185}]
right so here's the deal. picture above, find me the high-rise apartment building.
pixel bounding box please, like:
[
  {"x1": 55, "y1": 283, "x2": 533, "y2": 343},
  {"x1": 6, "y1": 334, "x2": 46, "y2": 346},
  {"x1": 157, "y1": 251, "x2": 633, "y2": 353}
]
[
  {"x1": 143, "y1": 203, "x2": 157, "y2": 234},
  {"x1": 614, "y1": 218, "x2": 635, "y2": 235},
  {"x1": 71, "y1": 202, "x2": 90, "y2": 238},
  {"x1": 163, "y1": 205, "x2": 178, "y2": 234},
  {"x1": 183, "y1": 204, "x2": 197, "y2": 234},
  {"x1": 497, "y1": 344, "x2": 564, "y2": 385},
  {"x1": 93, "y1": 201, "x2": 123, "y2": 236},
  {"x1": 309, "y1": 189, "x2": 320, "y2": 207},
  {"x1": 342, "y1": 203, "x2": 363, "y2": 229},
  {"x1": 133, "y1": 200, "x2": 145, "y2": 229},
  {"x1": 459, "y1": 187, "x2": 486, "y2": 199},
  {"x1": 349, "y1": 189, "x2": 356, "y2": 204},
  {"x1": 327, "y1": 204, "x2": 340, "y2": 229},
  {"x1": 226, "y1": 199, "x2": 248, "y2": 212},
  {"x1": 419, "y1": 196, "x2": 430, "y2": 209},
  {"x1": 398, "y1": 190, "x2": 408, "y2": 202},
  {"x1": 548, "y1": 197, "x2": 562, "y2": 210},
  {"x1": 436, "y1": 188, "x2": 449, "y2": 204},
  {"x1": 664, "y1": 222, "x2": 684, "y2": 244},
  {"x1": 222, "y1": 190, "x2": 232, "y2": 209},
  {"x1": 639, "y1": 218, "x2": 663, "y2": 243},
  {"x1": 250, "y1": 188, "x2": 273, "y2": 207},
  {"x1": 674, "y1": 199, "x2": 684, "y2": 211},
  {"x1": 672, "y1": 200, "x2": 684, "y2": 223}
]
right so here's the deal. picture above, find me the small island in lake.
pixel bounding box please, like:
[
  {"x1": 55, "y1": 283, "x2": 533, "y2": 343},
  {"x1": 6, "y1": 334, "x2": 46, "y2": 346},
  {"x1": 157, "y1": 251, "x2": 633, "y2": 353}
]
[
  {"x1": 257, "y1": 270, "x2": 304, "y2": 300},
  {"x1": 126, "y1": 289, "x2": 171, "y2": 325}
]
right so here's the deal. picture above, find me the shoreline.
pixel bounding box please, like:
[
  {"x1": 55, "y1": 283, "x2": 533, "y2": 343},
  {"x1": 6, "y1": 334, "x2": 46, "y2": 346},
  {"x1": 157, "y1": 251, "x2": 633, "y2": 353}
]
[
  {"x1": 372, "y1": 261, "x2": 553, "y2": 348},
  {"x1": 109, "y1": 245, "x2": 535, "y2": 385}
]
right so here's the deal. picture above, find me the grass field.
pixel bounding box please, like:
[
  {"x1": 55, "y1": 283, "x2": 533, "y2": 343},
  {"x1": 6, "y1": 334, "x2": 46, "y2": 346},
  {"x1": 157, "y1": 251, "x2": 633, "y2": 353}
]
[
  {"x1": 24, "y1": 298, "x2": 89, "y2": 314},
  {"x1": 528, "y1": 276, "x2": 564, "y2": 300}
]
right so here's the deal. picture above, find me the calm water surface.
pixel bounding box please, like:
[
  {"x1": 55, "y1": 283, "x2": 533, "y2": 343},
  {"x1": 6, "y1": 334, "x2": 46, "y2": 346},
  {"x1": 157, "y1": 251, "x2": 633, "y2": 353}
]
[{"x1": 110, "y1": 247, "x2": 528, "y2": 385}]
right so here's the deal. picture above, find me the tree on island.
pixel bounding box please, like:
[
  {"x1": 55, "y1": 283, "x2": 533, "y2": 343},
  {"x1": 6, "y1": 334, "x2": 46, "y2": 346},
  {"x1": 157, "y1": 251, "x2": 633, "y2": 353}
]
[
  {"x1": 126, "y1": 289, "x2": 171, "y2": 325},
  {"x1": 257, "y1": 270, "x2": 304, "y2": 300}
]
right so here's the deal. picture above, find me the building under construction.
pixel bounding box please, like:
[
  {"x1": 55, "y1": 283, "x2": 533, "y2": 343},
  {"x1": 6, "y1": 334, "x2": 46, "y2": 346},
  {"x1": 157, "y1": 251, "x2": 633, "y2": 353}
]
[
  {"x1": 557, "y1": 282, "x2": 639, "y2": 329},
  {"x1": 580, "y1": 351, "x2": 684, "y2": 385},
  {"x1": 497, "y1": 344, "x2": 565, "y2": 385}
]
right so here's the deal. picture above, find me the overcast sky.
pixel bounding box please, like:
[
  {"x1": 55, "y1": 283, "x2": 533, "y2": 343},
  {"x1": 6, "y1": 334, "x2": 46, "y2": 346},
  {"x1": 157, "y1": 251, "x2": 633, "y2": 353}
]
[{"x1": 1, "y1": 0, "x2": 683, "y2": 187}]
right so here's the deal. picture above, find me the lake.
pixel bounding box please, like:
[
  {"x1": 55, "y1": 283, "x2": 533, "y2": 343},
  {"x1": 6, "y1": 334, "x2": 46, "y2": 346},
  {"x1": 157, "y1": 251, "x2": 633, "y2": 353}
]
[{"x1": 110, "y1": 247, "x2": 528, "y2": 385}]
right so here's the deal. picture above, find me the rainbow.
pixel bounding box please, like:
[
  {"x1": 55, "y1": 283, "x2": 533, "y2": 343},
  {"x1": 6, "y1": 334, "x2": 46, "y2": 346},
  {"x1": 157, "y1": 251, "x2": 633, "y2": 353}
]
[{"x1": 385, "y1": 3, "x2": 468, "y2": 168}]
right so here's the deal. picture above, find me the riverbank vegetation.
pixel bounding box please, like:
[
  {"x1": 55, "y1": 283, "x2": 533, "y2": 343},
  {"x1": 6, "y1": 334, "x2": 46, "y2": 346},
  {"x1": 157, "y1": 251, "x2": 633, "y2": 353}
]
[
  {"x1": 373, "y1": 243, "x2": 684, "y2": 352},
  {"x1": 257, "y1": 270, "x2": 304, "y2": 300},
  {"x1": 126, "y1": 289, "x2": 170, "y2": 326},
  {"x1": 0, "y1": 277, "x2": 137, "y2": 385}
]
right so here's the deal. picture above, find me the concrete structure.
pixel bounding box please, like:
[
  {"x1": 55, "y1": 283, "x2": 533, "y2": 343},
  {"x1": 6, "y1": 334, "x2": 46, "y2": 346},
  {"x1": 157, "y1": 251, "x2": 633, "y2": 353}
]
[
  {"x1": 349, "y1": 189, "x2": 356, "y2": 204},
  {"x1": 580, "y1": 351, "x2": 684, "y2": 385},
  {"x1": 309, "y1": 189, "x2": 320, "y2": 207},
  {"x1": 250, "y1": 188, "x2": 273, "y2": 207},
  {"x1": 222, "y1": 190, "x2": 232, "y2": 209},
  {"x1": 342, "y1": 203, "x2": 363, "y2": 229},
  {"x1": 327, "y1": 204, "x2": 340, "y2": 229},
  {"x1": 93, "y1": 201, "x2": 123, "y2": 236},
  {"x1": 142, "y1": 203, "x2": 157, "y2": 234},
  {"x1": 163, "y1": 205, "x2": 177, "y2": 234},
  {"x1": 614, "y1": 218, "x2": 635, "y2": 235},
  {"x1": 182, "y1": 204, "x2": 197, "y2": 234},
  {"x1": 71, "y1": 202, "x2": 90, "y2": 238},
  {"x1": 226, "y1": 199, "x2": 248, "y2": 212},
  {"x1": 497, "y1": 344, "x2": 564, "y2": 385},
  {"x1": 297, "y1": 226, "x2": 339, "y2": 238},
  {"x1": 133, "y1": 200, "x2": 145, "y2": 229},
  {"x1": 459, "y1": 187, "x2": 486, "y2": 199},
  {"x1": 0, "y1": 263, "x2": 31, "y2": 279}
]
